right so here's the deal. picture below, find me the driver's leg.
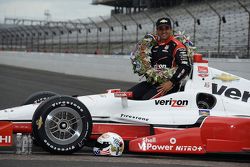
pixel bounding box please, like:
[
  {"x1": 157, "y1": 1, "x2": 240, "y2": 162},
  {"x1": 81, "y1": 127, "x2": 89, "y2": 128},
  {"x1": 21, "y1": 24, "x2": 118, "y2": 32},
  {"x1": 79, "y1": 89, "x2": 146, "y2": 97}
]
[
  {"x1": 142, "y1": 85, "x2": 159, "y2": 100},
  {"x1": 127, "y1": 81, "x2": 152, "y2": 100}
]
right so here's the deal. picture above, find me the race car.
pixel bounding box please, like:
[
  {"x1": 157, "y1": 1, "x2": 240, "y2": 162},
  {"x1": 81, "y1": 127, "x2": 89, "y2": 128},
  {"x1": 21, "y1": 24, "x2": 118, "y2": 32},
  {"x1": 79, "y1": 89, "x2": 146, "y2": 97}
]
[{"x1": 0, "y1": 54, "x2": 249, "y2": 154}]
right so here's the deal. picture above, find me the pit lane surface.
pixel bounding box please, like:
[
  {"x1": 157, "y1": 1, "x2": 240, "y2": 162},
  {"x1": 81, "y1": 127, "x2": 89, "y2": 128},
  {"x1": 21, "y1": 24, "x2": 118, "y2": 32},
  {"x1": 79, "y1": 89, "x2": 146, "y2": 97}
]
[{"x1": 0, "y1": 65, "x2": 249, "y2": 167}]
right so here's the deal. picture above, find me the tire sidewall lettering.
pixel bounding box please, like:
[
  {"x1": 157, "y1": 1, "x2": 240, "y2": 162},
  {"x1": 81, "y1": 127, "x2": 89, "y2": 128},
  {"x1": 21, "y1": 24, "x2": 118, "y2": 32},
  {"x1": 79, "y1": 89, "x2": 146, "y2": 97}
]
[{"x1": 32, "y1": 96, "x2": 92, "y2": 154}]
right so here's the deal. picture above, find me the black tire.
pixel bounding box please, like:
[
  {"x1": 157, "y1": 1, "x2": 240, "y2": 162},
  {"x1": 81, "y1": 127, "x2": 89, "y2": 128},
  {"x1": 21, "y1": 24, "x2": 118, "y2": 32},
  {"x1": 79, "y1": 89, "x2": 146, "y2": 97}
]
[
  {"x1": 32, "y1": 96, "x2": 92, "y2": 154},
  {"x1": 23, "y1": 91, "x2": 58, "y2": 146},
  {"x1": 23, "y1": 91, "x2": 58, "y2": 105}
]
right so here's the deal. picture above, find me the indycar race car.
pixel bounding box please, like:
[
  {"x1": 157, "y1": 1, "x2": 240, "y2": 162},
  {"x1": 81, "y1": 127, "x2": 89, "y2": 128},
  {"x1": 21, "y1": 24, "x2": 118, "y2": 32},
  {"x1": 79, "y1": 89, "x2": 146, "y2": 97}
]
[{"x1": 0, "y1": 54, "x2": 249, "y2": 154}]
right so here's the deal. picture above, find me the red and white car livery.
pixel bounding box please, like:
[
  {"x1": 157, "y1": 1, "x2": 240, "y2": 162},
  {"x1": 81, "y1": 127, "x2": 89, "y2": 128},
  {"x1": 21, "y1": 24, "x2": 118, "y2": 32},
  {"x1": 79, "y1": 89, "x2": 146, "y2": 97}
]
[{"x1": 0, "y1": 54, "x2": 249, "y2": 154}]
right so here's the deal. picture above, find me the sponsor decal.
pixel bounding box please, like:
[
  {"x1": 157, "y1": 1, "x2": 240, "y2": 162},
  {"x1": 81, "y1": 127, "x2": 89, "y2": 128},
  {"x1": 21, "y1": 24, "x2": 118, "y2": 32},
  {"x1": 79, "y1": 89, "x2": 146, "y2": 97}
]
[
  {"x1": 198, "y1": 66, "x2": 208, "y2": 78},
  {"x1": 120, "y1": 114, "x2": 149, "y2": 122},
  {"x1": 198, "y1": 66, "x2": 208, "y2": 73},
  {"x1": 212, "y1": 73, "x2": 239, "y2": 82},
  {"x1": 154, "y1": 64, "x2": 167, "y2": 70},
  {"x1": 78, "y1": 122, "x2": 90, "y2": 147},
  {"x1": 138, "y1": 143, "x2": 203, "y2": 152},
  {"x1": 175, "y1": 145, "x2": 203, "y2": 152},
  {"x1": 160, "y1": 19, "x2": 168, "y2": 23},
  {"x1": 164, "y1": 45, "x2": 169, "y2": 50},
  {"x1": 199, "y1": 109, "x2": 210, "y2": 116},
  {"x1": 198, "y1": 74, "x2": 209, "y2": 78},
  {"x1": 34, "y1": 97, "x2": 47, "y2": 104},
  {"x1": 212, "y1": 83, "x2": 250, "y2": 103},
  {"x1": 44, "y1": 139, "x2": 75, "y2": 151},
  {"x1": 36, "y1": 116, "x2": 43, "y2": 130},
  {"x1": 155, "y1": 99, "x2": 188, "y2": 107},
  {"x1": 77, "y1": 137, "x2": 87, "y2": 147},
  {"x1": 179, "y1": 51, "x2": 188, "y2": 61},
  {"x1": 138, "y1": 142, "x2": 174, "y2": 151},
  {"x1": 169, "y1": 137, "x2": 176, "y2": 144},
  {"x1": 204, "y1": 82, "x2": 210, "y2": 88},
  {"x1": 143, "y1": 137, "x2": 156, "y2": 143},
  {"x1": 178, "y1": 48, "x2": 186, "y2": 52},
  {"x1": 181, "y1": 61, "x2": 189, "y2": 65},
  {"x1": 138, "y1": 137, "x2": 203, "y2": 152},
  {"x1": 177, "y1": 69, "x2": 185, "y2": 79},
  {"x1": 52, "y1": 101, "x2": 84, "y2": 112},
  {"x1": 0, "y1": 135, "x2": 11, "y2": 144}
]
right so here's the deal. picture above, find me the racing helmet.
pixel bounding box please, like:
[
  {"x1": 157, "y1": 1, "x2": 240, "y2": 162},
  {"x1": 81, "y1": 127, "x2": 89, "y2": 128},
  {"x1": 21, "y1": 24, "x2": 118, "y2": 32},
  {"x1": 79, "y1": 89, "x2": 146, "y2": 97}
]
[{"x1": 93, "y1": 132, "x2": 124, "y2": 156}]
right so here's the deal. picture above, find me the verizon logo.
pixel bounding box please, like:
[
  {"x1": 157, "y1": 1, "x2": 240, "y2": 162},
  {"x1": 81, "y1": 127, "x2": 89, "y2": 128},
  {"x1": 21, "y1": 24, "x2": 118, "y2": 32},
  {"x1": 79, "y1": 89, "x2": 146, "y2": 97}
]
[
  {"x1": 0, "y1": 135, "x2": 12, "y2": 144},
  {"x1": 212, "y1": 83, "x2": 250, "y2": 102},
  {"x1": 155, "y1": 99, "x2": 188, "y2": 107}
]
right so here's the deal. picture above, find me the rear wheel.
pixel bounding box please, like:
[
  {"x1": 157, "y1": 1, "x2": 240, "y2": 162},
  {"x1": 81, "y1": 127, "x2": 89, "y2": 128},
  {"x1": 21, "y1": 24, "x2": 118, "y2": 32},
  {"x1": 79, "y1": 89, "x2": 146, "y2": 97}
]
[
  {"x1": 32, "y1": 96, "x2": 92, "y2": 154},
  {"x1": 23, "y1": 91, "x2": 58, "y2": 105}
]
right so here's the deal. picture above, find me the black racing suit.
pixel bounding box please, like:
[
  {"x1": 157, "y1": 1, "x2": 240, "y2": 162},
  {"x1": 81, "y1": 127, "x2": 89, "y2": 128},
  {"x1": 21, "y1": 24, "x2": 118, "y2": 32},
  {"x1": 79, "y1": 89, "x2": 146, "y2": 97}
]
[{"x1": 128, "y1": 35, "x2": 191, "y2": 100}]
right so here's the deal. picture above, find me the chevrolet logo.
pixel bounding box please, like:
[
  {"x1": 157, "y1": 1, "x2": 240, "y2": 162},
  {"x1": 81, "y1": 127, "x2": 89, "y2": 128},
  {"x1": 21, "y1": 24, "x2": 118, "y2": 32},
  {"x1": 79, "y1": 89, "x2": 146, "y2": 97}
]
[
  {"x1": 160, "y1": 19, "x2": 168, "y2": 23},
  {"x1": 212, "y1": 73, "x2": 239, "y2": 82}
]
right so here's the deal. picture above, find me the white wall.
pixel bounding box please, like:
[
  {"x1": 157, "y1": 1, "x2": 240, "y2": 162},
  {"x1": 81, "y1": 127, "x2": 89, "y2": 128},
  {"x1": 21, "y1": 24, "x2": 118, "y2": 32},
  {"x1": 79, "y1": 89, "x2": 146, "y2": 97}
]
[{"x1": 0, "y1": 51, "x2": 250, "y2": 82}]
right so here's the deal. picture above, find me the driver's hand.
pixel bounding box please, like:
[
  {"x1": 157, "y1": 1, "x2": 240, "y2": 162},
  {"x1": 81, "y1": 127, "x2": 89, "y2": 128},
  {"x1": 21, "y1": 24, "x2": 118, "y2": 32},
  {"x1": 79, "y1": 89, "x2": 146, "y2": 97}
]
[{"x1": 157, "y1": 81, "x2": 174, "y2": 95}]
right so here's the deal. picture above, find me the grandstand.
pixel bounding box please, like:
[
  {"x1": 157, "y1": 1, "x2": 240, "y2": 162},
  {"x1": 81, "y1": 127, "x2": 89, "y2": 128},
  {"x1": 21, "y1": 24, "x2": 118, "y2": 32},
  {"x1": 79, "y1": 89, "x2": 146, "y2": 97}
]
[{"x1": 0, "y1": 0, "x2": 250, "y2": 58}]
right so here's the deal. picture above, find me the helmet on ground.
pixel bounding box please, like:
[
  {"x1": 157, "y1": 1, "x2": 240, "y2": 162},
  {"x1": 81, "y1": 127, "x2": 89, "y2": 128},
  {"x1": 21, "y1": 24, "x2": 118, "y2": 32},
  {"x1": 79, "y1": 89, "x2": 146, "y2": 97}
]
[{"x1": 93, "y1": 132, "x2": 124, "y2": 156}]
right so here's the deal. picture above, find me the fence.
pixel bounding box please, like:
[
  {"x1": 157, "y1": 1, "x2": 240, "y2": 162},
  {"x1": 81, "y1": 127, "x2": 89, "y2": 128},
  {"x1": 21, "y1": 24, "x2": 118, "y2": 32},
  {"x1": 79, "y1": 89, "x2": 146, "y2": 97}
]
[{"x1": 0, "y1": 0, "x2": 249, "y2": 58}]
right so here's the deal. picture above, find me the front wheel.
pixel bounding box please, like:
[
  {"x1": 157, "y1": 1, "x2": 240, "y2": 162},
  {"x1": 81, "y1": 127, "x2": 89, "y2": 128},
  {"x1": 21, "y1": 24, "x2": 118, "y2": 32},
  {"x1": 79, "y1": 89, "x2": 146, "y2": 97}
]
[{"x1": 32, "y1": 96, "x2": 92, "y2": 154}]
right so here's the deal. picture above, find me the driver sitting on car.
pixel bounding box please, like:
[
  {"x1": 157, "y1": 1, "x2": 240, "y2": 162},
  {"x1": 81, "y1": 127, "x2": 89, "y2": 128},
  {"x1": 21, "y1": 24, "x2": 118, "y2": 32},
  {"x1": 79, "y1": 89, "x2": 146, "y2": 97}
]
[{"x1": 128, "y1": 17, "x2": 191, "y2": 100}]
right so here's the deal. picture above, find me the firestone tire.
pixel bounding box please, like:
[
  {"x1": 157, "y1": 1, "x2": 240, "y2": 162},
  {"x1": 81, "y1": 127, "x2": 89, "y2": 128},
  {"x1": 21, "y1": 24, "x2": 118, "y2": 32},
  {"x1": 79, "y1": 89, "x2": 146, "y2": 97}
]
[
  {"x1": 23, "y1": 91, "x2": 58, "y2": 105},
  {"x1": 32, "y1": 96, "x2": 92, "y2": 154},
  {"x1": 23, "y1": 91, "x2": 58, "y2": 146}
]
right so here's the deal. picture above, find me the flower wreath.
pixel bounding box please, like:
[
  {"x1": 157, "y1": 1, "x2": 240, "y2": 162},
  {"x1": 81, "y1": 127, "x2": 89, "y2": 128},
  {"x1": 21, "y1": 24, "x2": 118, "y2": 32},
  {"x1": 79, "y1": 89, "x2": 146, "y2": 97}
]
[{"x1": 131, "y1": 31, "x2": 196, "y2": 84}]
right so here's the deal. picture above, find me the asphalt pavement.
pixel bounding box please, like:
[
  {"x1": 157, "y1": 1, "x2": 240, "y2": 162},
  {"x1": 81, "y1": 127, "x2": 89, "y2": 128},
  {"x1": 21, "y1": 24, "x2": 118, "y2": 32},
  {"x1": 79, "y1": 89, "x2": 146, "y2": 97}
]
[{"x1": 0, "y1": 64, "x2": 134, "y2": 110}]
